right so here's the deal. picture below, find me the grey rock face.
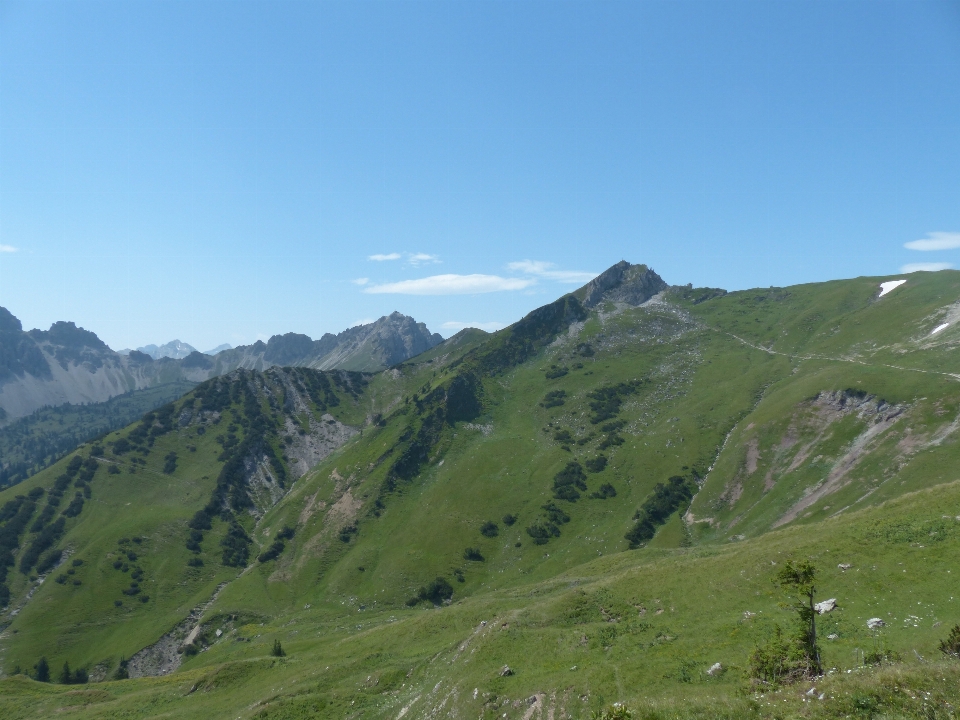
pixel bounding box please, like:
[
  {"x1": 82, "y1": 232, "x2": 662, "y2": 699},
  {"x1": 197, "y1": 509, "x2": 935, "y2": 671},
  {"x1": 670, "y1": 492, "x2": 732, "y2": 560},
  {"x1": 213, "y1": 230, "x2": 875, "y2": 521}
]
[{"x1": 580, "y1": 260, "x2": 668, "y2": 308}]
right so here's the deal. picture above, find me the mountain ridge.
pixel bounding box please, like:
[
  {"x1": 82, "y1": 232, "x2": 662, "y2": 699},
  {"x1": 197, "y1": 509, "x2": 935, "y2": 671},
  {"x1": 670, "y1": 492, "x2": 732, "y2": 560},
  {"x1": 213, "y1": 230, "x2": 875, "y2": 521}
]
[
  {"x1": 5, "y1": 262, "x2": 960, "y2": 718},
  {"x1": 0, "y1": 311, "x2": 444, "y2": 426}
]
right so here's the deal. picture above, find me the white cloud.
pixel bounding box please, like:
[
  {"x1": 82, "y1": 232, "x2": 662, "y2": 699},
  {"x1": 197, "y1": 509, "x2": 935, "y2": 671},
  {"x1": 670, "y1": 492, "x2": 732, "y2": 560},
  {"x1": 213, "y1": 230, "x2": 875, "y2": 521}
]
[
  {"x1": 363, "y1": 274, "x2": 535, "y2": 295},
  {"x1": 507, "y1": 259, "x2": 597, "y2": 284},
  {"x1": 904, "y1": 232, "x2": 960, "y2": 252},
  {"x1": 440, "y1": 320, "x2": 505, "y2": 332},
  {"x1": 0, "y1": 244, "x2": 18, "y2": 253},
  {"x1": 900, "y1": 262, "x2": 953, "y2": 273},
  {"x1": 369, "y1": 253, "x2": 401, "y2": 261},
  {"x1": 351, "y1": 318, "x2": 376, "y2": 327},
  {"x1": 408, "y1": 252, "x2": 441, "y2": 266},
  {"x1": 352, "y1": 277, "x2": 369, "y2": 285}
]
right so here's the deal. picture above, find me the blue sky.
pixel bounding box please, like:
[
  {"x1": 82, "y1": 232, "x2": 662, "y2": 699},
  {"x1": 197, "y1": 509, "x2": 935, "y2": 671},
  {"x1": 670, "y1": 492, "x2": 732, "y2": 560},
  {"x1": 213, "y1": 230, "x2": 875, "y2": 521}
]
[{"x1": 1, "y1": 0, "x2": 959, "y2": 351}]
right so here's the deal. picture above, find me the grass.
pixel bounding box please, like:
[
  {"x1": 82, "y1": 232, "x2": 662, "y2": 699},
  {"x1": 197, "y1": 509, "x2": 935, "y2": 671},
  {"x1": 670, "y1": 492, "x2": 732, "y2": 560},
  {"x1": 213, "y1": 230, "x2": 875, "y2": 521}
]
[{"x1": 4, "y1": 269, "x2": 960, "y2": 717}]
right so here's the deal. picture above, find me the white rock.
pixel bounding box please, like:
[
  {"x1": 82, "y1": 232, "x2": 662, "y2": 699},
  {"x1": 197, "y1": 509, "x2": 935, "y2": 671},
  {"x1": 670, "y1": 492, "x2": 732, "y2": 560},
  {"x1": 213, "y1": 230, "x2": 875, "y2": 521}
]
[
  {"x1": 215, "y1": 629, "x2": 222, "y2": 637},
  {"x1": 867, "y1": 618, "x2": 886, "y2": 629},
  {"x1": 805, "y1": 687, "x2": 817, "y2": 696},
  {"x1": 707, "y1": 663, "x2": 723, "y2": 676},
  {"x1": 838, "y1": 563, "x2": 852, "y2": 571},
  {"x1": 815, "y1": 598, "x2": 837, "y2": 614},
  {"x1": 827, "y1": 634, "x2": 839, "y2": 640}
]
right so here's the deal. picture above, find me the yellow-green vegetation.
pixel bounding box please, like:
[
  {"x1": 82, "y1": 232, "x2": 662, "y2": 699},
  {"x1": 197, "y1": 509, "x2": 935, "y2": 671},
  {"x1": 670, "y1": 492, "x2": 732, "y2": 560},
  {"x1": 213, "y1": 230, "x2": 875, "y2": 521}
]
[{"x1": 4, "y1": 265, "x2": 960, "y2": 718}]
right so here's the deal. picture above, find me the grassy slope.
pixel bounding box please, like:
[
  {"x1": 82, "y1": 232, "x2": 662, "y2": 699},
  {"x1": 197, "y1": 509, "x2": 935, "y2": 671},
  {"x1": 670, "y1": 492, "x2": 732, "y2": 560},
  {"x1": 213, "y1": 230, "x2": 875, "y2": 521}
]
[
  {"x1": 3, "y1": 271, "x2": 960, "y2": 717},
  {"x1": 2, "y1": 480, "x2": 960, "y2": 718},
  {"x1": 0, "y1": 369, "x2": 393, "y2": 679}
]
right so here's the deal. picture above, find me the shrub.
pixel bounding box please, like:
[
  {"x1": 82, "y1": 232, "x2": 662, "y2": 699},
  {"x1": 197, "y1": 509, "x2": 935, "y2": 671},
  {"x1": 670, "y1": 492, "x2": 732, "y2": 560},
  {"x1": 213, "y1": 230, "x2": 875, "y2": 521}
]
[
  {"x1": 585, "y1": 455, "x2": 608, "y2": 473},
  {"x1": 545, "y1": 365, "x2": 568, "y2": 379},
  {"x1": 114, "y1": 657, "x2": 129, "y2": 680},
  {"x1": 587, "y1": 380, "x2": 642, "y2": 424},
  {"x1": 502, "y1": 514, "x2": 516, "y2": 526},
  {"x1": 163, "y1": 452, "x2": 178, "y2": 474},
  {"x1": 338, "y1": 523, "x2": 358, "y2": 543},
  {"x1": 409, "y1": 577, "x2": 454, "y2": 606},
  {"x1": 258, "y1": 539, "x2": 285, "y2": 563},
  {"x1": 188, "y1": 510, "x2": 212, "y2": 531},
  {"x1": 271, "y1": 639, "x2": 286, "y2": 657},
  {"x1": 480, "y1": 521, "x2": 499, "y2": 537},
  {"x1": 221, "y1": 522, "x2": 251, "y2": 567},
  {"x1": 552, "y1": 461, "x2": 587, "y2": 501},
  {"x1": 276, "y1": 525, "x2": 295, "y2": 540},
  {"x1": 187, "y1": 557, "x2": 204, "y2": 567},
  {"x1": 463, "y1": 547, "x2": 485, "y2": 562},
  {"x1": 108, "y1": 465, "x2": 121, "y2": 475},
  {"x1": 624, "y1": 475, "x2": 696, "y2": 548},
  {"x1": 540, "y1": 390, "x2": 566, "y2": 408},
  {"x1": 35, "y1": 657, "x2": 50, "y2": 682},
  {"x1": 36, "y1": 548, "x2": 63, "y2": 574},
  {"x1": 591, "y1": 483, "x2": 617, "y2": 499}
]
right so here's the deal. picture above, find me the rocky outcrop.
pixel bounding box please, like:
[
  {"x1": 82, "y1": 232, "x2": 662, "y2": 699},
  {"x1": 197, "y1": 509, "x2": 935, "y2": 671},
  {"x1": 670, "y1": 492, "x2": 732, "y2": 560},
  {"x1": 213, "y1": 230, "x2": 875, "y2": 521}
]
[
  {"x1": 578, "y1": 261, "x2": 668, "y2": 308},
  {"x1": 213, "y1": 312, "x2": 443, "y2": 373}
]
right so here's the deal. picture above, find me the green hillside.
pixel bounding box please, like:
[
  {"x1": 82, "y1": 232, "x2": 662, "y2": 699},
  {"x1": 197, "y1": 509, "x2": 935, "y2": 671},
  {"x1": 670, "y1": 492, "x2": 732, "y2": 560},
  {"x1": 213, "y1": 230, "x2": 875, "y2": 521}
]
[
  {"x1": 0, "y1": 381, "x2": 197, "y2": 488},
  {"x1": 3, "y1": 264, "x2": 960, "y2": 718}
]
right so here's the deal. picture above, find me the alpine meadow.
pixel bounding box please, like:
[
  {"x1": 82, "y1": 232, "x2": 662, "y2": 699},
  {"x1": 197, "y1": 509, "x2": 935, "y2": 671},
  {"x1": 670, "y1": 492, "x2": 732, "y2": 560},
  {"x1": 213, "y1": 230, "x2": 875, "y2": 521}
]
[{"x1": 4, "y1": 262, "x2": 960, "y2": 718}]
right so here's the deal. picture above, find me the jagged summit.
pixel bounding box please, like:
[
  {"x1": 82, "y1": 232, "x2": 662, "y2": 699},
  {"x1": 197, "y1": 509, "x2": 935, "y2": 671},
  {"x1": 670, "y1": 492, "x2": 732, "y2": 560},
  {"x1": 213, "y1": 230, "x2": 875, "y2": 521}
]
[
  {"x1": 576, "y1": 260, "x2": 668, "y2": 308},
  {"x1": 218, "y1": 311, "x2": 443, "y2": 373}
]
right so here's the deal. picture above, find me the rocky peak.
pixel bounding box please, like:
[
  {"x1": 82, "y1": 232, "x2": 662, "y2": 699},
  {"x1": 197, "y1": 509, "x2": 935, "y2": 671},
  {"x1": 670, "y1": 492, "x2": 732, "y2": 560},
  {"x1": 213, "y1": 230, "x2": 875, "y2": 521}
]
[{"x1": 579, "y1": 261, "x2": 667, "y2": 308}]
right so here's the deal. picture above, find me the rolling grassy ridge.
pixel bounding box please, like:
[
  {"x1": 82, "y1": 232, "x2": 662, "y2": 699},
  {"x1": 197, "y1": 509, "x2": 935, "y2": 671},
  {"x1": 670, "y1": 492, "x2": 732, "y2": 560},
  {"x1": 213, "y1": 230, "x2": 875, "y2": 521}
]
[{"x1": 4, "y1": 266, "x2": 960, "y2": 717}]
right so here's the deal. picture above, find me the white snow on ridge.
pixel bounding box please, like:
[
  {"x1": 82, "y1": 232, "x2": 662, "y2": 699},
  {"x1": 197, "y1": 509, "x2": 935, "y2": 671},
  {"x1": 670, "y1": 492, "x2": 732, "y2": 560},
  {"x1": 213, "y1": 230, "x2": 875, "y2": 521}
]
[
  {"x1": 878, "y1": 279, "x2": 907, "y2": 297},
  {"x1": 931, "y1": 323, "x2": 950, "y2": 335}
]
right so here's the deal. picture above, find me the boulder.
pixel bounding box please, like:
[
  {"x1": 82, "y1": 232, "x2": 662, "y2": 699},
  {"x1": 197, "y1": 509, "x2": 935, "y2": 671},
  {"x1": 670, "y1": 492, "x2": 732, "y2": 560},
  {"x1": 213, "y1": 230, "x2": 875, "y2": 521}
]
[
  {"x1": 500, "y1": 665, "x2": 514, "y2": 677},
  {"x1": 706, "y1": 663, "x2": 723, "y2": 676},
  {"x1": 867, "y1": 618, "x2": 886, "y2": 629},
  {"x1": 815, "y1": 598, "x2": 837, "y2": 614},
  {"x1": 838, "y1": 563, "x2": 852, "y2": 571}
]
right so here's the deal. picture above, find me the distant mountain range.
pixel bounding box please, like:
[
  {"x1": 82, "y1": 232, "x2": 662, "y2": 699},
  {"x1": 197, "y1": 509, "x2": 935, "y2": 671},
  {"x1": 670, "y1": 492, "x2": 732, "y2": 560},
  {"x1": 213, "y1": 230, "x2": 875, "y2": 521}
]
[
  {"x1": 0, "y1": 310, "x2": 445, "y2": 424},
  {"x1": 118, "y1": 341, "x2": 234, "y2": 359}
]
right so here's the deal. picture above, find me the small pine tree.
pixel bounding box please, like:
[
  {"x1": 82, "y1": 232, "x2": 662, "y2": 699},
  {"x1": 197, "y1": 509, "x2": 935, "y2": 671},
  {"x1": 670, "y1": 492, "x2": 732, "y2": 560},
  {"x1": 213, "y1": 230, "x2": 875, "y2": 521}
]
[
  {"x1": 776, "y1": 560, "x2": 823, "y2": 677},
  {"x1": 271, "y1": 639, "x2": 285, "y2": 657},
  {"x1": 35, "y1": 656, "x2": 50, "y2": 682},
  {"x1": 939, "y1": 624, "x2": 960, "y2": 658},
  {"x1": 59, "y1": 660, "x2": 72, "y2": 684}
]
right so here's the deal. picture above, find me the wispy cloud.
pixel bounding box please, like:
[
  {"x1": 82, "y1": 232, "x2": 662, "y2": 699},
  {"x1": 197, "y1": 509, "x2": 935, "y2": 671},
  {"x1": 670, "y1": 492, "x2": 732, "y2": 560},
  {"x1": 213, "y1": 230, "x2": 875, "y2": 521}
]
[
  {"x1": 408, "y1": 253, "x2": 441, "y2": 266},
  {"x1": 351, "y1": 318, "x2": 376, "y2": 327},
  {"x1": 352, "y1": 277, "x2": 370, "y2": 285},
  {"x1": 0, "y1": 244, "x2": 18, "y2": 253},
  {"x1": 904, "y1": 232, "x2": 960, "y2": 252},
  {"x1": 440, "y1": 320, "x2": 505, "y2": 332},
  {"x1": 363, "y1": 274, "x2": 535, "y2": 295},
  {"x1": 901, "y1": 262, "x2": 952, "y2": 273},
  {"x1": 369, "y1": 253, "x2": 402, "y2": 261},
  {"x1": 507, "y1": 259, "x2": 596, "y2": 284}
]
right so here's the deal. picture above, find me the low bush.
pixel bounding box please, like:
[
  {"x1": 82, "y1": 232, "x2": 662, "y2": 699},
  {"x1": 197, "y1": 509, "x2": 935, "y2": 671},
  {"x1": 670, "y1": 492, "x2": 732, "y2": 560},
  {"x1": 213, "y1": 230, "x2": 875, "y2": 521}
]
[
  {"x1": 591, "y1": 483, "x2": 617, "y2": 499},
  {"x1": 408, "y1": 577, "x2": 454, "y2": 606},
  {"x1": 585, "y1": 455, "x2": 608, "y2": 473}
]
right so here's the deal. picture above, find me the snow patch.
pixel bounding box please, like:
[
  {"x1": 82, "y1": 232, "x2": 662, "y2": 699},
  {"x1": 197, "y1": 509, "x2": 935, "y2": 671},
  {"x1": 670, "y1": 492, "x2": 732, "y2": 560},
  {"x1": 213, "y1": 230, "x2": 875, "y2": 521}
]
[
  {"x1": 931, "y1": 323, "x2": 950, "y2": 335},
  {"x1": 878, "y1": 279, "x2": 906, "y2": 297}
]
